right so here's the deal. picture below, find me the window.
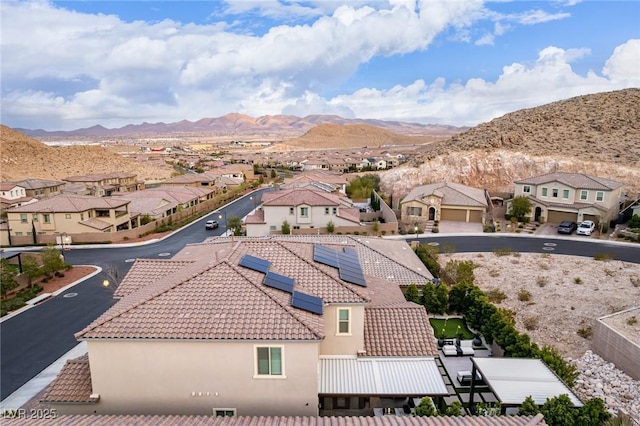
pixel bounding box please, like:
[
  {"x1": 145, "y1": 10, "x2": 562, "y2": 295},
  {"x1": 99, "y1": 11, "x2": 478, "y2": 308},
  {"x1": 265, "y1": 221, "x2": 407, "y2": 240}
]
[
  {"x1": 65, "y1": 214, "x2": 72, "y2": 219},
  {"x1": 43, "y1": 214, "x2": 51, "y2": 223},
  {"x1": 580, "y1": 190, "x2": 588, "y2": 201},
  {"x1": 300, "y1": 207, "x2": 309, "y2": 217},
  {"x1": 338, "y1": 308, "x2": 350, "y2": 334},
  {"x1": 325, "y1": 207, "x2": 330, "y2": 215},
  {"x1": 523, "y1": 185, "x2": 531, "y2": 193},
  {"x1": 270, "y1": 225, "x2": 276, "y2": 231},
  {"x1": 562, "y1": 189, "x2": 570, "y2": 199},
  {"x1": 15, "y1": 232, "x2": 23, "y2": 236},
  {"x1": 552, "y1": 189, "x2": 558, "y2": 198},
  {"x1": 256, "y1": 346, "x2": 283, "y2": 376},
  {"x1": 332, "y1": 207, "x2": 337, "y2": 214},
  {"x1": 289, "y1": 207, "x2": 294, "y2": 215},
  {"x1": 80, "y1": 213, "x2": 84, "y2": 220},
  {"x1": 407, "y1": 206, "x2": 422, "y2": 216},
  {"x1": 20, "y1": 214, "x2": 27, "y2": 223},
  {"x1": 596, "y1": 191, "x2": 604, "y2": 202},
  {"x1": 214, "y1": 409, "x2": 235, "y2": 417},
  {"x1": 541, "y1": 188, "x2": 548, "y2": 197}
]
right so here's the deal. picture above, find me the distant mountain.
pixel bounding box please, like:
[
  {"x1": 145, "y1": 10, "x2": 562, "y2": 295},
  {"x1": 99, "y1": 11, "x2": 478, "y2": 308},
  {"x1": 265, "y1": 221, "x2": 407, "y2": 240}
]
[{"x1": 16, "y1": 113, "x2": 465, "y2": 138}]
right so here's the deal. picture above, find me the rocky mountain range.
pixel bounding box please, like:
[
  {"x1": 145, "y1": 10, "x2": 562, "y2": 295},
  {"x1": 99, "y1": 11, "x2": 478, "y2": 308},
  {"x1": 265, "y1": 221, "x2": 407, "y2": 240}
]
[{"x1": 17, "y1": 113, "x2": 464, "y2": 139}]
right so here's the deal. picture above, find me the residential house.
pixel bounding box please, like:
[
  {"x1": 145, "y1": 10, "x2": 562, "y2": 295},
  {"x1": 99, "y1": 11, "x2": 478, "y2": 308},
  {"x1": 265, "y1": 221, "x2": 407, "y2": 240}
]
[
  {"x1": 245, "y1": 188, "x2": 361, "y2": 236},
  {"x1": 0, "y1": 183, "x2": 37, "y2": 211},
  {"x1": 116, "y1": 186, "x2": 215, "y2": 220},
  {"x1": 63, "y1": 172, "x2": 143, "y2": 196},
  {"x1": 283, "y1": 171, "x2": 349, "y2": 194},
  {"x1": 301, "y1": 159, "x2": 330, "y2": 171},
  {"x1": 160, "y1": 173, "x2": 221, "y2": 190},
  {"x1": 513, "y1": 172, "x2": 627, "y2": 224},
  {"x1": 6, "y1": 194, "x2": 133, "y2": 236},
  {"x1": 43, "y1": 236, "x2": 441, "y2": 417},
  {"x1": 402, "y1": 182, "x2": 490, "y2": 225},
  {"x1": 7, "y1": 178, "x2": 65, "y2": 198},
  {"x1": 219, "y1": 163, "x2": 255, "y2": 181}
]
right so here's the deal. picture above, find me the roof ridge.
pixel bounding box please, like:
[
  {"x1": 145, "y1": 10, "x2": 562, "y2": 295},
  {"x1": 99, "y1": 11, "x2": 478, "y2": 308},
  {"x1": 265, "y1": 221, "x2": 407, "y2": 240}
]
[
  {"x1": 76, "y1": 259, "x2": 218, "y2": 339},
  {"x1": 228, "y1": 259, "x2": 324, "y2": 340}
]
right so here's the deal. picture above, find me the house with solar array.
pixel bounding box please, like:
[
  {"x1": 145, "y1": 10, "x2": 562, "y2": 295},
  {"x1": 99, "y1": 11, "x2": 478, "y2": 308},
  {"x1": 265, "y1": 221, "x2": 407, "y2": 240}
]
[{"x1": 42, "y1": 235, "x2": 445, "y2": 416}]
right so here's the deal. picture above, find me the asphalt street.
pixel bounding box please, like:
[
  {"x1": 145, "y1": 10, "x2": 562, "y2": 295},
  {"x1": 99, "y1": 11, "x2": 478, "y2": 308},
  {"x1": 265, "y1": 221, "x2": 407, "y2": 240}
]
[{"x1": 1, "y1": 190, "x2": 638, "y2": 400}]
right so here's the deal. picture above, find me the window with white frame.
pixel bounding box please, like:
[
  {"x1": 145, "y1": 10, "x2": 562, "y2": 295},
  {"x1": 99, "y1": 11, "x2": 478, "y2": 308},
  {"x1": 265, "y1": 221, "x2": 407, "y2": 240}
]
[
  {"x1": 43, "y1": 214, "x2": 51, "y2": 223},
  {"x1": 541, "y1": 188, "x2": 548, "y2": 197},
  {"x1": 523, "y1": 185, "x2": 531, "y2": 193},
  {"x1": 300, "y1": 207, "x2": 309, "y2": 217},
  {"x1": 580, "y1": 190, "x2": 588, "y2": 200},
  {"x1": 332, "y1": 207, "x2": 337, "y2": 214},
  {"x1": 20, "y1": 214, "x2": 27, "y2": 223},
  {"x1": 596, "y1": 191, "x2": 604, "y2": 202},
  {"x1": 325, "y1": 207, "x2": 330, "y2": 215},
  {"x1": 337, "y1": 308, "x2": 351, "y2": 335},
  {"x1": 255, "y1": 346, "x2": 283, "y2": 376},
  {"x1": 289, "y1": 207, "x2": 294, "y2": 215},
  {"x1": 562, "y1": 189, "x2": 570, "y2": 199},
  {"x1": 552, "y1": 189, "x2": 558, "y2": 198}
]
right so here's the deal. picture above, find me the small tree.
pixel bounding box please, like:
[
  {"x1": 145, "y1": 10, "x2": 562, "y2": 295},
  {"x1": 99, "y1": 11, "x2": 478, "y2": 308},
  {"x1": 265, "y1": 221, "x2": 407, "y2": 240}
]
[
  {"x1": 444, "y1": 259, "x2": 477, "y2": 285},
  {"x1": 326, "y1": 220, "x2": 334, "y2": 234},
  {"x1": 518, "y1": 396, "x2": 540, "y2": 415},
  {"x1": 0, "y1": 259, "x2": 19, "y2": 297},
  {"x1": 540, "y1": 394, "x2": 576, "y2": 426},
  {"x1": 629, "y1": 214, "x2": 640, "y2": 229},
  {"x1": 414, "y1": 397, "x2": 437, "y2": 416},
  {"x1": 443, "y1": 400, "x2": 462, "y2": 416},
  {"x1": 227, "y1": 215, "x2": 243, "y2": 236},
  {"x1": 41, "y1": 246, "x2": 66, "y2": 276},
  {"x1": 404, "y1": 284, "x2": 421, "y2": 304},
  {"x1": 21, "y1": 255, "x2": 41, "y2": 287},
  {"x1": 510, "y1": 196, "x2": 532, "y2": 221},
  {"x1": 281, "y1": 220, "x2": 291, "y2": 235},
  {"x1": 574, "y1": 398, "x2": 610, "y2": 426}
]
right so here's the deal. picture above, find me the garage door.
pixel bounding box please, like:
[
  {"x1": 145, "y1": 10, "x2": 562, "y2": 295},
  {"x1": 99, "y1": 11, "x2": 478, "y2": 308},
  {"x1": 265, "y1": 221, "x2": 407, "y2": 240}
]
[
  {"x1": 583, "y1": 214, "x2": 598, "y2": 223},
  {"x1": 468, "y1": 210, "x2": 483, "y2": 223},
  {"x1": 441, "y1": 209, "x2": 467, "y2": 222},
  {"x1": 547, "y1": 210, "x2": 578, "y2": 223}
]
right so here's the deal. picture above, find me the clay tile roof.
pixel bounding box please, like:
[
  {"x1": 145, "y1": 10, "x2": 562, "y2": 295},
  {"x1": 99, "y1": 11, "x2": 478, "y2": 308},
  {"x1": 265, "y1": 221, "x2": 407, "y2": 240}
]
[
  {"x1": 78, "y1": 218, "x2": 113, "y2": 231},
  {"x1": 8, "y1": 194, "x2": 129, "y2": 213},
  {"x1": 9, "y1": 179, "x2": 65, "y2": 189},
  {"x1": 115, "y1": 259, "x2": 197, "y2": 297},
  {"x1": 364, "y1": 302, "x2": 439, "y2": 357},
  {"x1": 261, "y1": 188, "x2": 342, "y2": 207},
  {"x1": 403, "y1": 182, "x2": 488, "y2": 208},
  {"x1": 515, "y1": 172, "x2": 624, "y2": 191},
  {"x1": 41, "y1": 355, "x2": 97, "y2": 404},
  {"x1": 0, "y1": 414, "x2": 548, "y2": 425}
]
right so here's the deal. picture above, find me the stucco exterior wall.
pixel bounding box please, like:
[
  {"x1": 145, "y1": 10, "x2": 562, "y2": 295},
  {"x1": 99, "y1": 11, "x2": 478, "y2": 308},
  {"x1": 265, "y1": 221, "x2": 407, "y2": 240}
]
[
  {"x1": 320, "y1": 305, "x2": 365, "y2": 356},
  {"x1": 84, "y1": 340, "x2": 320, "y2": 416}
]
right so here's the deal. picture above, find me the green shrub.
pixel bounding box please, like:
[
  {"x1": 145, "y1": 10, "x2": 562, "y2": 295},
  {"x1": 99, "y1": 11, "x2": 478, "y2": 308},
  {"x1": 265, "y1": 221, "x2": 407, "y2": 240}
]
[
  {"x1": 486, "y1": 288, "x2": 507, "y2": 303},
  {"x1": 523, "y1": 316, "x2": 539, "y2": 330},
  {"x1": 493, "y1": 247, "x2": 515, "y2": 257},
  {"x1": 574, "y1": 277, "x2": 583, "y2": 284},
  {"x1": 626, "y1": 316, "x2": 637, "y2": 325},
  {"x1": 594, "y1": 253, "x2": 616, "y2": 261},
  {"x1": 518, "y1": 289, "x2": 532, "y2": 302},
  {"x1": 431, "y1": 227, "x2": 439, "y2": 233},
  {"x1": 577, "y1": 326, "x2": 593, "y2": 338}
]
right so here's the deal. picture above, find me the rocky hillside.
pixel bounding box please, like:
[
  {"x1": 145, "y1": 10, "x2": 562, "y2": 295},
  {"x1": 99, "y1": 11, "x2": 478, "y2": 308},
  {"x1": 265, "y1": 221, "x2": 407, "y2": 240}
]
[
  {"x1": 273, "y1": 123, "x2": 439, "y2": 150},
  {"x1": 0, "y1": 126, "x2": 173, "y2": 182},
  {"x1": 381, "y1": 89, "x2": 640, "y2": 196}
]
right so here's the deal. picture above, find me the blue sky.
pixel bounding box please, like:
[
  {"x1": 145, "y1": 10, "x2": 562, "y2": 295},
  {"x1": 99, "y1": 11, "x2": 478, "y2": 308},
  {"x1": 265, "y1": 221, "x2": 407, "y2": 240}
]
[{"x1": 1, "y1": 1, "x2": 638, "y2": 131}]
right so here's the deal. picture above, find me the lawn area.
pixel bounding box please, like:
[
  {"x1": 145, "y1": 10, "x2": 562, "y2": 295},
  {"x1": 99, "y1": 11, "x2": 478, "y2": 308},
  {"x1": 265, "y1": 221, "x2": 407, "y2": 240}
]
[{"x1": 429, "y1": 317, "x2": 475, "y2": 339}]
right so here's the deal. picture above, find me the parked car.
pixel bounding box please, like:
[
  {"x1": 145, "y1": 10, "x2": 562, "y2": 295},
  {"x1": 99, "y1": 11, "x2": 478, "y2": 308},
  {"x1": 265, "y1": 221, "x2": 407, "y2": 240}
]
[
  {"x1": 576, "y1": 220, "x2": 596, "y2": 236},
  {"x1": 557, "y1": 221, "x2": 578, "y2": 234},
  {"x1": 205, "y1": 220, "x2": 219, "y2": 230}
]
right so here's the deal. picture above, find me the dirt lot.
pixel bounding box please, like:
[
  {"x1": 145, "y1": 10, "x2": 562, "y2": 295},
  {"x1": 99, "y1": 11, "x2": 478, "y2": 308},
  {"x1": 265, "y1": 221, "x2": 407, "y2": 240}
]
[{"x1": 439, "y1": 251, "x2": 640, "y2": 360}]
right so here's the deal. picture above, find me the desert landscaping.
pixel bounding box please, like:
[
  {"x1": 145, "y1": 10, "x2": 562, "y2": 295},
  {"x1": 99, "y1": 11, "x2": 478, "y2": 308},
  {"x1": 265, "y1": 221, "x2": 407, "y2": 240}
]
[{"x1": 439, "y1": 251, "x2": 640, "y2": 419}]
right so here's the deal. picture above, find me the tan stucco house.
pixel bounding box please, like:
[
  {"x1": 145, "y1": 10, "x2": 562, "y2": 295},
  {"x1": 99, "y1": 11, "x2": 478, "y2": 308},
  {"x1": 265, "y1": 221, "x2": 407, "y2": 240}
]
[
  {"x1": 401, "y1": 182, "x2": 490, "y2": 225},
  {"x1": 513, "y1": 172, "x2": 627, "y2": 224},
  {"x1": 6, "y1": 194, "x2": 133, "y2": 236},
  {"x1": 116, "y1": 186, "x2": 215, "y2": 219},
  {"x1": 245, "y1": 188, "x2": 361, "y2": 236},
  {"x1": 6, "y1": 178, "x2": 66, "y2": 198},
  {"x1": 0, "y1": 182, "x2": 37, "y2": 210},
  {"x1": 63, "y1": 172, "x2": 144, "y2": 196},
  {"x1": 42, "y1": 236, "x2": 441, "y2": 416}
]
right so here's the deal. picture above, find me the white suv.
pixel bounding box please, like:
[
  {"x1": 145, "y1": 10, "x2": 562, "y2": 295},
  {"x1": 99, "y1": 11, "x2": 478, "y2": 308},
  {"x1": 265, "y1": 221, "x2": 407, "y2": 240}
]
[{"x1": 576, "y1": 220, "x2": 595, "y2": 236}]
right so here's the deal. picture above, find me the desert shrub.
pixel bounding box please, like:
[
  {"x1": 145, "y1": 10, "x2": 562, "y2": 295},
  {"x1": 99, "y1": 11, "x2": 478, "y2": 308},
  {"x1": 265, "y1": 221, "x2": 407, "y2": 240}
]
[
  {"x1": 443, "y1": 400, "x2": 462, "y2": 416},
  {"x1": 574, "y1": 277, "x2": 583, "y2": 284},
  {"x1": 627, "y1": 316, "x2": 637, "y2": 325},
  {"x1": 523, "y1": 316, "x2": 539, "y2": 330},
  {"x1": 518, "y1": 289, "x2": 532, "y2": 302},
  {"x1": 577, "y1": 326, "x2": 593, "y2": 338},
  {"x1": 431, "y1": 227, "x2": 439, "y2": 233},
  {"x1": 492, "y1": 247, "x2": 515, "y2": 257},
  {"x1": 594, "y1": 253, "x2": 616, "y2": 261},
  {"x1": 538, "y1": 262, "x2": 550, "y2": 270},
  {"x1": 603, "y1": 268, "x2": 615, "y2": 277},
  {"x1": 485, "y1": 288, "x2": 506, "y2": 303},
  {"x1": 488, "y1": 269, "x2": 500, "y2": 277},
  {"x1": 326, "y1": 221, "x2": 335, "y2": 234},
  {"x1": 536, "y1": 276, "x2": 548, "y2": 287},
  {"x1": 414, "y1": 397, "x2": 437, "y2": 416},
  {"x1": 630, "y1": 276, "x2": 640, "y2": 287},
  {"x1": 483, "y1": 224, "x2": 496, "y2": 233}
]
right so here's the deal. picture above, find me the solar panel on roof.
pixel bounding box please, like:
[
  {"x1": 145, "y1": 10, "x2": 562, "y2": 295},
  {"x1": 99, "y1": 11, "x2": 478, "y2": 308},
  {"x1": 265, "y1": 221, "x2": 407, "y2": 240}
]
[
  {"x1": 313, "y1": 244, "x2": 340, "y2": 268},
  {"x1": 338, "y1": 249, "x2": 367, "y2": 287},
  {"x1": 238, "y1": 254, "x2": 271, "y2": 273},
  {"x1": 291, "y1": 291, "x2": 323, "y2": 315},
  {"x1": 264, "y1": 272, "x2": 295, "y2": 293}
]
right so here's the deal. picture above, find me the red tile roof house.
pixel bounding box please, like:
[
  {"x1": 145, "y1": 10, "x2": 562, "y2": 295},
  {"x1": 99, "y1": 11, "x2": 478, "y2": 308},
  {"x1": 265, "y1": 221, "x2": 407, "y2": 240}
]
[{"x1": 41, "y1": 236, "x2": 448, "y2": 417}]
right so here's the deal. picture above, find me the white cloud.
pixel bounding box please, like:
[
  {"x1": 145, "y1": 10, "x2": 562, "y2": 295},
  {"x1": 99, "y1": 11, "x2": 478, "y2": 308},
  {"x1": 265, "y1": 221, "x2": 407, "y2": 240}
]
[{"x1": 602, "y1": 39, "x2": 640, "y2": 83}]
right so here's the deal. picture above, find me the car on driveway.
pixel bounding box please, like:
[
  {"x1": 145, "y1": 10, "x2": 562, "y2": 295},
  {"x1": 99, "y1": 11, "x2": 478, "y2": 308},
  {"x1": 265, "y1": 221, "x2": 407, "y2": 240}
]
[
  {"x1": 205, "y1": 220, "x2": 219, "y2": 230},
  {"x1": 557, "y1": 221, "x2": 578, "y2": 234},
  {"x1": 576, "y1": 220, "x2": 596, "y2": 236}
]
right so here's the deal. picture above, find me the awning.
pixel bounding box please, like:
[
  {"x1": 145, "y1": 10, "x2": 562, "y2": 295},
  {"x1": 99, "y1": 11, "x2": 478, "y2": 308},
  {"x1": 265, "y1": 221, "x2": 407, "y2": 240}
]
[
  {"x1": 318, "y1": 356, "x2": 448, "y2": 396},
  {"x1": 471, "y1": 358, "x2": 583, "y2": 407}
]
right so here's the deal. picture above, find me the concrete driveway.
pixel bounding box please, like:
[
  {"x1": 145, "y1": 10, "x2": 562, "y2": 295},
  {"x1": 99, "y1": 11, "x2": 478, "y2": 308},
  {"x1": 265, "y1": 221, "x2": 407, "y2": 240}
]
[{"x1": 438, "y1": 221, "x2": 483, "y2": 233}]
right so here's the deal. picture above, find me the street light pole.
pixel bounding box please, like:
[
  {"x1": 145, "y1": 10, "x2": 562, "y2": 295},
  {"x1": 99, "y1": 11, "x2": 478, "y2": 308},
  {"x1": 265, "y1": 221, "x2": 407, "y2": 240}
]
[{"x1": 218, "y1": 211, "x2": 228, "y2": 235}]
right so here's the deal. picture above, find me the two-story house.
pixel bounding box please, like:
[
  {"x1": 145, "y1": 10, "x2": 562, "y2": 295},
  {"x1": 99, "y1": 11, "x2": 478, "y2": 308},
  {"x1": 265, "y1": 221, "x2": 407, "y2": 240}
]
[
  {"x1": 116, "y1": 186, "x2": 215, "y2": 219},
  {"x1": 401, "y1": 182, "x2": 490, "y2": 225},
  {"x1": 7, "y1": 178, "x2": 66, "y2": 198},
  {"x1": 245, "y1": 188, "x2": 361, "y2": 236},
  {"x1": 6, "y1": 194, "x2": 133, "y2": 236},
  {"x1": 0, "y1": 183, "x2": 37, "y2": 211},
  {"x1": 513, "y1": 172, "x2": 626, "y2": 224},
  {"x1": 63, "y1": 172, "x2": 143, "y2": 196},
  {"x1": 42, "y1": 236, "x2": 441, "y2": 416}
]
